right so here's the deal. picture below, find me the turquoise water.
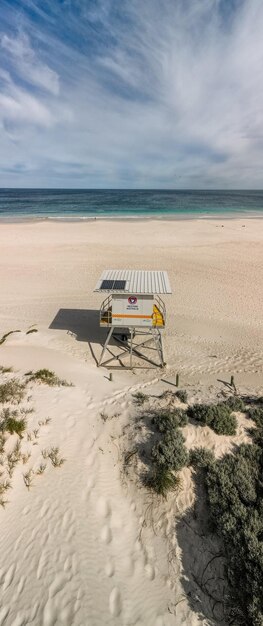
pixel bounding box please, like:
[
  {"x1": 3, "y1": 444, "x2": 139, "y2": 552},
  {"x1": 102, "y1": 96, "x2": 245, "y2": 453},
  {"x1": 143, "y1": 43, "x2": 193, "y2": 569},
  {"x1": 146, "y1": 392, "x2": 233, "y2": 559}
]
[{"x1": 0, "y1": 189, "x2": 263, "y2": 220}]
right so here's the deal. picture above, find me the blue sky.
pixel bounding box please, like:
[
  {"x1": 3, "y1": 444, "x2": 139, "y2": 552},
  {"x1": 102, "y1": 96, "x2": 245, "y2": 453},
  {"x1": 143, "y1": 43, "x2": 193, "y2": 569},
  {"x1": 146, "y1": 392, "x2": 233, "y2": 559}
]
[{"x1": 0, "y1": 0, "x2": 263, "y2": 188}]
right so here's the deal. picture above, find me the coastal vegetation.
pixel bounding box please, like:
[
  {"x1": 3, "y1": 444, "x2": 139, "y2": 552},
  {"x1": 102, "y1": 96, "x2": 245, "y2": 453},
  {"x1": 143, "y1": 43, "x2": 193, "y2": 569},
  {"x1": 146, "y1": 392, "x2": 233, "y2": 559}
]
[
  {"x1": 0, "y1": 379, "x2": 26, "y2": 403},
  {"x1": 174, "y1": 389, "x2": 188, "y2": 403},
  {"x1": 42, "y1": 446, "x2": 65, "y2": 467},
  {"x1": 191, "y1": 398, "x2": 263, "y2": 625},
  {"x1": 0, "y1": 367, "x2": 66, "y2": 506},
  {"x1": 132, "y1": 398, "x2": 190, "y2": 497},
  {"x1": 127, "y1": 390, "x2": 263, "y2": 625},
  {"x1": 187, "y1": 401, "x2": 238, "y2": 435},
  {"x1": 132, "y1": 391, "x2": 147, "y2": 406},
  {"x1": 0, "y1": 408, "x2": 26, "y2": 437},
  {"x1": 25, "y1": 368, "x2": 72, "y2": 387}
]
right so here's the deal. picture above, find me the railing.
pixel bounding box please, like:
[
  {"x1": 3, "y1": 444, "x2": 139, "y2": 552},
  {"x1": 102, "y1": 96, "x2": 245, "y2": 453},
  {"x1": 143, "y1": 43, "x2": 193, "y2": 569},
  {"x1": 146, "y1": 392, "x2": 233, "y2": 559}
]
[
  {"x1": 100, "y1": 294, "x2": 112, "y2": 326},
  {"x1": 153, "y1": 295, "x2": 166, "y2": 327}
]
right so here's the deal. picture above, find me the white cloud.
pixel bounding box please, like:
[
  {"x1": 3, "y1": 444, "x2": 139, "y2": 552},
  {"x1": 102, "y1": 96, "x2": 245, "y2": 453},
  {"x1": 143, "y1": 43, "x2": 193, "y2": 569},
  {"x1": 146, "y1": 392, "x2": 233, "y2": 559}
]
[
  {"x1": 0, "y1": 0, "x2": 263, "y2": 187},
  {"x1": 1, "y1": 32, "x2": 59, "y2": 95},
  {"x1": 0, "y1": 72, "x2": 54, "y2": 127}
]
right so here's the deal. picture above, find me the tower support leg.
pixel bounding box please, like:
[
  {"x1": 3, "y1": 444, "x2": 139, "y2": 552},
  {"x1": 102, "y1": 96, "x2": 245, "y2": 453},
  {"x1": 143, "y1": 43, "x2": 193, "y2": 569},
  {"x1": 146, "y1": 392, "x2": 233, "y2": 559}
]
[
  {"x1": 98, "y1": 326, "x2": 165, "y2": 368},
  {"x1": 98, "y1": 327, "x2": 114, "y2": 366},
  {"x1": 157, "y1": 330, "x2": 165, "y2": 367},
  {"x1": 130, "y1": 328, "x2": 134, "y2": 368}
]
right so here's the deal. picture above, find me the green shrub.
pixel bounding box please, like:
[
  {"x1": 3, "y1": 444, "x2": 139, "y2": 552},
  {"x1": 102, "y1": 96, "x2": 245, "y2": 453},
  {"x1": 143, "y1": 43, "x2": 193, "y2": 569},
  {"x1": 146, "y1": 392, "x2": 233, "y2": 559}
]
[
  {"x1": 175, "y1": 389, "x2": 188, "y2": 403},
  {"x1": 189, "y1": 447, "x2": 215, "y2": 469},
  {"x1": 146, "y1": 467, "x2": 181, "y2": 497},
  {"x1": 27, "y1": 369, "x2": 72, "y2": 387},
  {"x1": 0, "y1": 379, "x2": 26, "y2": 403},
  {"x1": 223, "y1": 396, "x2": 245, "y2": 412},
  {"x1": 252, "y1": 427, "x2": 263, "y2": 447},
  {"x1": 187, "y1": 403, "x2": 215, "y2": 425},
  {"x1": 212, "y1": 411, "x2": 237, "y2": 436},
  {"x1": 151, "y1": 429, "x2": 188, "y2": 471},
  {"x1": 247, "y1": 407, "x2": 263, "y2": 428},
  {"x1": 187, "y1": 402, "x2": 237, "y2": 436},
  {"x1": 132, "y1": 391, "x2": 147, "y2": 406},
  {"x1": 152, "y1": 408, "x2": 188, "y2": 433},
  {"x1": 205, "y1": 443, "x2": 263, "y2": 624}
]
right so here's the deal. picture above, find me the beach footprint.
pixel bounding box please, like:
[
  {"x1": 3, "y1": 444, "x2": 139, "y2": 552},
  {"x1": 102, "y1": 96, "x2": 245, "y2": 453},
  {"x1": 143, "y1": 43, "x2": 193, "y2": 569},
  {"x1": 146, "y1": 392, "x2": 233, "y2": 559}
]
[{"x1": 109, "y1": 587, "x2": 122, "y2": 618}]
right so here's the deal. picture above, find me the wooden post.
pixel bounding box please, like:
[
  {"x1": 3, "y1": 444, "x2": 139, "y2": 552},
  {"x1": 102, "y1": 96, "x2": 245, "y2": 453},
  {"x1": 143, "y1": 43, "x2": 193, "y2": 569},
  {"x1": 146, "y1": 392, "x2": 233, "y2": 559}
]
[
  {"x1": 109, "y1": 373, "x2": 113, "y2": 382},
  {"x1": 176, "y1": 373, "x2": 180, "y2": 387},
  {"x1": 230, "y1": 375, "x2": 235, "y2": 387}
]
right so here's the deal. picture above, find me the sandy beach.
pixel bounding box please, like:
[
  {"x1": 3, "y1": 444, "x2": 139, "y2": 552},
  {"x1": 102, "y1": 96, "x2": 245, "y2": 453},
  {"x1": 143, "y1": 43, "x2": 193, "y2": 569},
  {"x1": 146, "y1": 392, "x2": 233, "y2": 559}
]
[
  {"x1": 0, "y1": 218, "x2": 262, "y2": 380},
  {"x1": 0, "y1": 218, "x2": 262, "y2": 625}
]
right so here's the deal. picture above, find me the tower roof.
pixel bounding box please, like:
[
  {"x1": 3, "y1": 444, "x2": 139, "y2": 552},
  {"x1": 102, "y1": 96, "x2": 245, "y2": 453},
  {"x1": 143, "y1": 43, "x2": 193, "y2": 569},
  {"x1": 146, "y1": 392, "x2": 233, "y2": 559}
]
[{"x1": 94, "y1": 269, "x2": 172, "y2": 295}]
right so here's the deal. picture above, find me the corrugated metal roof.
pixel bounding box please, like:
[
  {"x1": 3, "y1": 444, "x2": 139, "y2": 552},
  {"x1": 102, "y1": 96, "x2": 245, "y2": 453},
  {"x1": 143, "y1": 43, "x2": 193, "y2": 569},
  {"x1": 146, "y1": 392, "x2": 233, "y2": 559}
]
[{"x1": 94, "y1": 270, "x2": 172, "y2": 294}]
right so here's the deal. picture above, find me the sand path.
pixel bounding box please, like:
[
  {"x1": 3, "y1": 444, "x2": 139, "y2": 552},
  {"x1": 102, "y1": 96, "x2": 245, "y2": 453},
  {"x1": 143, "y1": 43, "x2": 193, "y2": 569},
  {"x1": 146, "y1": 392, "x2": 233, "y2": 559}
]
[{"x1": 0, "y1": 335, "x2": 179, "y2": 626}]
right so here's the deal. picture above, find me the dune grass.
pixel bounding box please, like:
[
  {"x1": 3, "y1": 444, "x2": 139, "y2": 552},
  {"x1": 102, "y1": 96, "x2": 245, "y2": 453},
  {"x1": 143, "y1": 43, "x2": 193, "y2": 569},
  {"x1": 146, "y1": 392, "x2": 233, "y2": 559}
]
[
  {"x1": 0, "y1": 379, "x2": 26, "y2": 404},
  {"x1": 42, "y1": 446, "x2": 65, "y2": 467},
  {"x1": 146, "y1": 467, "x2": 181, "y2": 497},
  {"x1": 3, "y1": 416, "x2": 26, "y2": 438},
  {"x1": 23, "y1": 469, "x2": 34, "y2": 490},
  {"x1": 0, "y1": 408, "x2": 27, "y2": 437},
  {"x1": 26, "y1": 369, "x2": 72, "y2": 387},
  {"x1": 0, "y1": 363, "x2": 66, "y2": 505},
  {"x1": 132, "y1": 391, "x2": 147, "y2": 406}
]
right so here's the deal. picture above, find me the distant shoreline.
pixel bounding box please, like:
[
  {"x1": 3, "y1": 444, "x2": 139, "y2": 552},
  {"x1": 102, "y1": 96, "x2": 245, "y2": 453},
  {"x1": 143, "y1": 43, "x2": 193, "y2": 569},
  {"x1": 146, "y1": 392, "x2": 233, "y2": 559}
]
[{"x1": 0, "y1": 213, "x2": 263, "y2": 224}]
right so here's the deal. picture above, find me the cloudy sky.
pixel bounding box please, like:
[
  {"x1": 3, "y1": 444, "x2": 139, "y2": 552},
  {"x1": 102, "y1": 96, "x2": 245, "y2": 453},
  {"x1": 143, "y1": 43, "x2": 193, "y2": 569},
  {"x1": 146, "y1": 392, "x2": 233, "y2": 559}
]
[{"x1": 0, "y1": 0, "x2": 263, "y2": 188}]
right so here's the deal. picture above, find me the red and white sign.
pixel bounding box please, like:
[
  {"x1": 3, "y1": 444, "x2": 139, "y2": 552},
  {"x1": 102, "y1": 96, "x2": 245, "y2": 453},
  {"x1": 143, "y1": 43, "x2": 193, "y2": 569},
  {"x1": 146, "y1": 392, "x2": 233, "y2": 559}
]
[{"x1": 112, "y1": 294, "x2": 154, "y2": 327}]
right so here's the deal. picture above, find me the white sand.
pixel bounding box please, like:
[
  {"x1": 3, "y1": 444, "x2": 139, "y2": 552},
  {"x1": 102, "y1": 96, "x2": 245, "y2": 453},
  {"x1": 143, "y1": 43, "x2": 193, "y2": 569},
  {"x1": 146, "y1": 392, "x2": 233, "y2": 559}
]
[{"x1": 0, "y1": 218, "x2": 262, "y2": 625}]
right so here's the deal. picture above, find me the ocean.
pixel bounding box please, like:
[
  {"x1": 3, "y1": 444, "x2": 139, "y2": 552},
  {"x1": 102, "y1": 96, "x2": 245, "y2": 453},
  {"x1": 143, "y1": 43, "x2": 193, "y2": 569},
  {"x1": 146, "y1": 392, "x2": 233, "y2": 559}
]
[{"x1": 0, "y1": 189, "x2": 263, "y2": 220}]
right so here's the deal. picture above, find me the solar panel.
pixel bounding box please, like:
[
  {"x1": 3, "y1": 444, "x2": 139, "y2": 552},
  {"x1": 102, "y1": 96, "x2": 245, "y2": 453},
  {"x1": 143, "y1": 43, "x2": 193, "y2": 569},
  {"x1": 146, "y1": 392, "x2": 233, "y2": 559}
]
[
  {"x1": 100, "y1": 279, "x2": 126, "y2": 290},
  {"x1": 113, "y1": 280, "x2": 126, "y2": 290},
  {"x1": 101, "y1": 280, "x2": 114, "y2": 290}
]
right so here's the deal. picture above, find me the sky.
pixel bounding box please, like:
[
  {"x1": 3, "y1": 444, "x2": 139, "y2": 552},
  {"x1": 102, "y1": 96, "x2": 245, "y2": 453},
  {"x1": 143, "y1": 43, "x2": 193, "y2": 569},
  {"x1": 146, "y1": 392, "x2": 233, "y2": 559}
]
[{"x1": 0, "y1": 0, "x2": 263, "y2": 189}]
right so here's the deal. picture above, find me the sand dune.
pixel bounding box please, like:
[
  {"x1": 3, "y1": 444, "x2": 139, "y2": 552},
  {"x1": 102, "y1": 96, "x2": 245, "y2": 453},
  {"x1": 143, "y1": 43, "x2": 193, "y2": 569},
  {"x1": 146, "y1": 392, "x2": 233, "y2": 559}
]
[{"x1": 0, "y1": 338, "x2": 176, "y2": 626}]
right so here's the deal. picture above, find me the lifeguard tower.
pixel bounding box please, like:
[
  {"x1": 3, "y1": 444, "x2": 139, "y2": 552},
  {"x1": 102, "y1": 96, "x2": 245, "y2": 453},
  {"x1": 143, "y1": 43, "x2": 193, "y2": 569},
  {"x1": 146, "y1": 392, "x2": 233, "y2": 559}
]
[{"x1": 94, "y1": 270, "x2": 171, "y2": 368}]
